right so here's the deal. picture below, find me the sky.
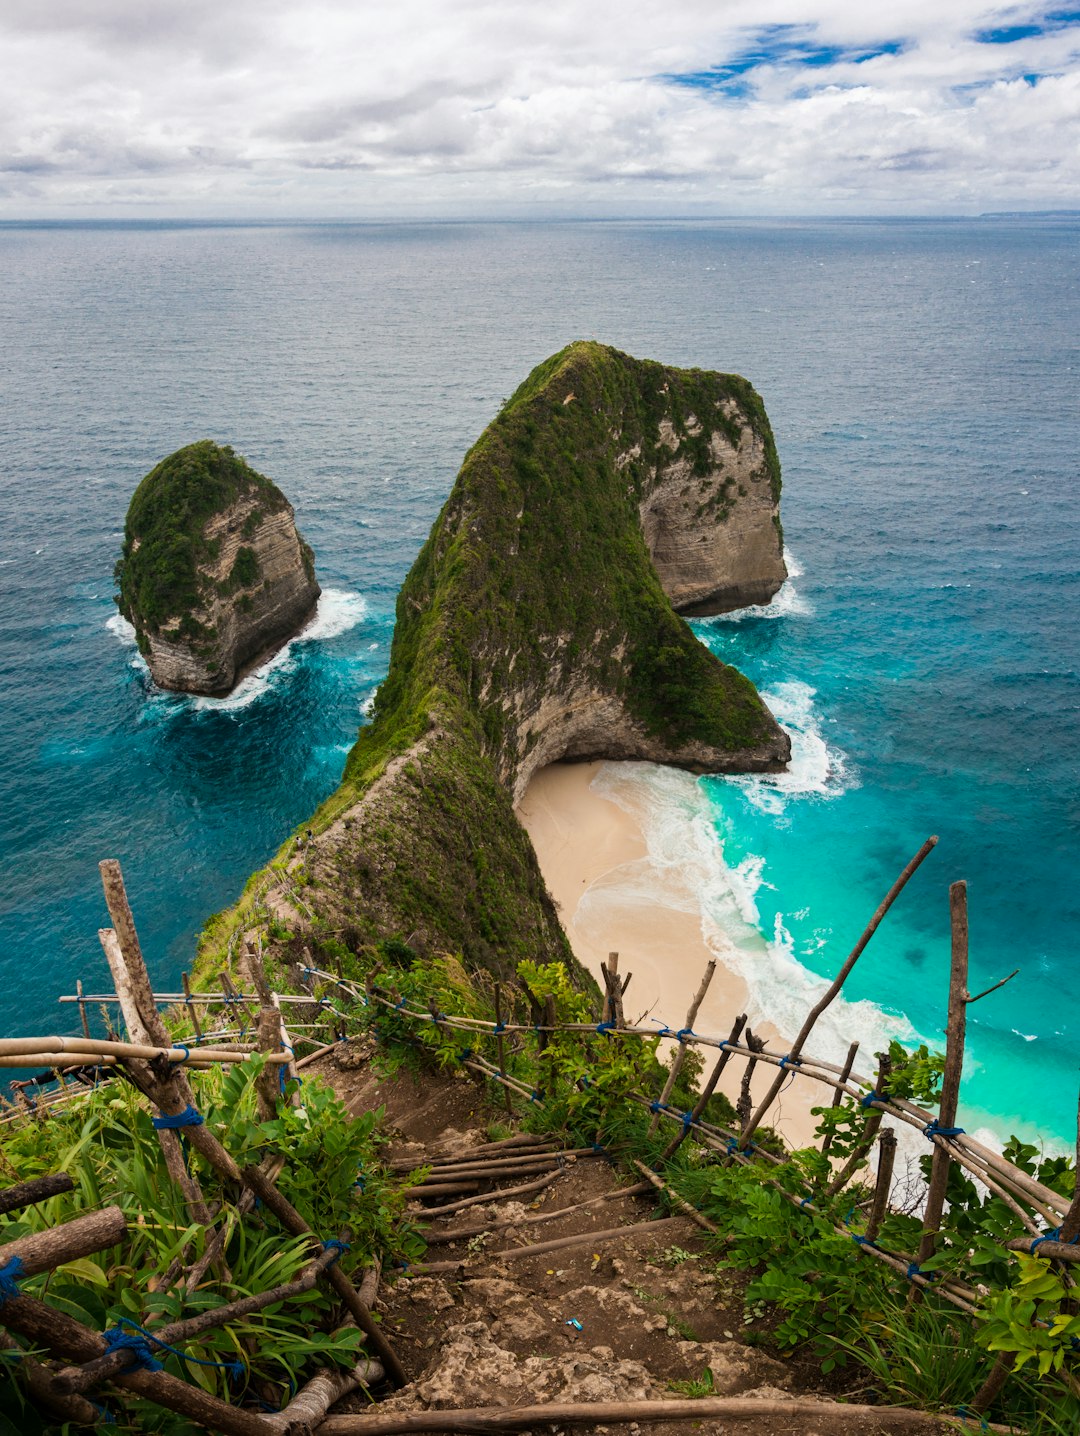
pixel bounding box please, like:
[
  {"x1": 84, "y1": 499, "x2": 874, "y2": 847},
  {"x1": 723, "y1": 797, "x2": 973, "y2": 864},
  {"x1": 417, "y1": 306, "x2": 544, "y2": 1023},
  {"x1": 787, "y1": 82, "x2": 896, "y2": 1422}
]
[{"x1": 1, "y1": 1, "x2": 1079, "y2": 217}]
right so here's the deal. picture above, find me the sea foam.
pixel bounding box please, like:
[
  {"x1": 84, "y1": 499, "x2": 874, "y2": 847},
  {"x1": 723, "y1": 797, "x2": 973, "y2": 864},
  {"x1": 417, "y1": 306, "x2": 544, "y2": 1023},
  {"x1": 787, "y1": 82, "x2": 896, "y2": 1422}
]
[
  {"x1": 586, "y1": 760, "x2": 917, "y2": 1075},
  {"x1": 107, "y1": 589, "x2": 366, "y2": 713},
  {"x1": 707, "y1": 548, "x2": 813, "y2": 622}
]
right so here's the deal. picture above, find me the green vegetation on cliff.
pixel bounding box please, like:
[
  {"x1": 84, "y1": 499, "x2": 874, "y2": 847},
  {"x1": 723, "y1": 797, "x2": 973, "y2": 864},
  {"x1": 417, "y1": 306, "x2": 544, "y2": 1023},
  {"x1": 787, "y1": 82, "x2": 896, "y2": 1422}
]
[
  {"x1": 114, "y1": 440, "x2": 287, "y2": 636},
  {"x1": 200, "y1": 342, "x2": 786, "y2": 986}
]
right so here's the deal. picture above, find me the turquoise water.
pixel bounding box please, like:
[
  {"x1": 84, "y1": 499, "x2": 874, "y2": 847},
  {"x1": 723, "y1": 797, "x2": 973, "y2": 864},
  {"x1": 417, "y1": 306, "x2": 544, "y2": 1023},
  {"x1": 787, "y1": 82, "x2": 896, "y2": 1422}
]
[{"x1": 1, "y1": 219, "x2": 1077, "y2": 1140}]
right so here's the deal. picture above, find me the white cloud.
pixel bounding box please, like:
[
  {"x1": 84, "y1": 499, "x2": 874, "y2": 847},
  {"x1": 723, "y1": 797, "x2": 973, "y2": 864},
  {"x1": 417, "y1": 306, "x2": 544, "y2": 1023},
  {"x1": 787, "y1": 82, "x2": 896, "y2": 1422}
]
[{"x1": 0, "y1": 1, "x2": 1078, "y2": 213}]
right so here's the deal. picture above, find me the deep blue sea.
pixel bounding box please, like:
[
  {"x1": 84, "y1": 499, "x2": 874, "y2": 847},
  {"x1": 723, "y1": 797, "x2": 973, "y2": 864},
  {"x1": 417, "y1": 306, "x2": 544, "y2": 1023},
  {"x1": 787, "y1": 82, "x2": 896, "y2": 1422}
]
[{"x1": 1, "y1": 219, "x2": 1077, "y2": 1143}]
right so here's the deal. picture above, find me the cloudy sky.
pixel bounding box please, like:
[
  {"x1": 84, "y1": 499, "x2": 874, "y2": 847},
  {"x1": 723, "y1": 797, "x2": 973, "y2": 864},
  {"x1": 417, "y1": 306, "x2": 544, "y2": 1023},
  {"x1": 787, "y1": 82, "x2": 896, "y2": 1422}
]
[{"x1": 2, "y1": 1, "x2": 1079, "y2": 217}]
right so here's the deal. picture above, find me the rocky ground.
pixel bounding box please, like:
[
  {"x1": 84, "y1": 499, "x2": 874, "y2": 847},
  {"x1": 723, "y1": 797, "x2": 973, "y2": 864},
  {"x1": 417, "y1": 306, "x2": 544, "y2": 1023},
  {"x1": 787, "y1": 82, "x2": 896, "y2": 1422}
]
[{"x1": 313, "y1": 1046, "x2": 943, "y2": 1436}]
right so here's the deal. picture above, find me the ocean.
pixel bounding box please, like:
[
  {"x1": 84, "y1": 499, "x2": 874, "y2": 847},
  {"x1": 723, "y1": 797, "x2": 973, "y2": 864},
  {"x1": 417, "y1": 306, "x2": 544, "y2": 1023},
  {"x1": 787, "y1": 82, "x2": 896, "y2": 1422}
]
[{"x1": 1, "y1": 218, "x2": 1077, "y2": 1142}]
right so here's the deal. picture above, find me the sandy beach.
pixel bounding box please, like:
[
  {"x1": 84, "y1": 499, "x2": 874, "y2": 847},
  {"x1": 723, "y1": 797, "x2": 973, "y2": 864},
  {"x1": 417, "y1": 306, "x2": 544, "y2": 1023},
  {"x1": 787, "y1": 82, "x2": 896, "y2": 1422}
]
[{"x1": 516, "y1": 760, "x2": 823, "y2": 1149}]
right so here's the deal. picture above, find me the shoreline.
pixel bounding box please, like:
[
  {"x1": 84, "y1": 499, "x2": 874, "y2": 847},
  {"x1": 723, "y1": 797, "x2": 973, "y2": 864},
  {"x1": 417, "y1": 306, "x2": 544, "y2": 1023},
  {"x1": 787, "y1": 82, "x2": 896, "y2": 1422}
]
[{"x1": 516, "y1": 760, "x2": 823, "y2": 1150}]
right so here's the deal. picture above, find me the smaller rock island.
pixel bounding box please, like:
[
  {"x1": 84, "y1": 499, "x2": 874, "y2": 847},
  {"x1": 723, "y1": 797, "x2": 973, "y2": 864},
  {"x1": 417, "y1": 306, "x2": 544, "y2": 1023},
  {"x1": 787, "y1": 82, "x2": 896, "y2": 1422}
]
[{"x1": 114, "y1": 441, "x2": 320, "y2": 696}]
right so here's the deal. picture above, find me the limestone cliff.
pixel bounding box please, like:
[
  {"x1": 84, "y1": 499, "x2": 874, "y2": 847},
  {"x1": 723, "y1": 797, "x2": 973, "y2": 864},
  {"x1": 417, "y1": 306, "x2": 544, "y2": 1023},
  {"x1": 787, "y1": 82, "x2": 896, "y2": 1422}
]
[
  {"x1": 115, "y1": 442, "x2": 320, "y2": 696},
  {"x1": 200, "y1": 344, "x2": 790, "y2": 983}
]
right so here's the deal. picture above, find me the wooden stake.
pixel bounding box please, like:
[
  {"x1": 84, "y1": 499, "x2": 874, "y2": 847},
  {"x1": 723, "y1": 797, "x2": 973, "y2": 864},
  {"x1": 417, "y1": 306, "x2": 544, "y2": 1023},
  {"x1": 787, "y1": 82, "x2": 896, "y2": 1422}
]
[
  {"x1": 255, "y1": 1007, "x2": 283, "y2": 1121},
  {"x1": 181, "y1": 971, "x2": 202, "y2": 1041},
  {"x1": 866, "y1": 1128, "x2": 897, "y2": 1244},
  {"x1": 913, "y1": 880, "x2": 969, "y2": 1282},
  {"x1": 75, "y1": 979, "x2": 91, "y2": 1041},
  {"x1": 660, "y1": 1013, "x2": 746, "y2": 1161},
  {"x1": 493, "y1": 982, "x2": 513, "y2": 1117},
  {"x1": 740, "y1": 835, "x2": 938, "y2": 1149},
  {"x1": 819, "y1": 1040, "x2": 860, "y2": 1160},
  {"x1": 98, "y1": 926, "x2": 213, "y2": 1227},
  {"x1": 648, "y1": 961, "x2": 715, "y2": 1137},
  {"x1": 825, "y1": 1048, "x2": 893, "y2": 1197}
]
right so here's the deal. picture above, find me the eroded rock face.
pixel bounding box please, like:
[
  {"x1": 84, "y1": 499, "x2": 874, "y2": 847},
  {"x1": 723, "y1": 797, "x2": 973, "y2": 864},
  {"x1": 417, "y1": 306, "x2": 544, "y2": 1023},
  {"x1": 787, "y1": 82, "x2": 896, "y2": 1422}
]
[
  {"x1": 640, "y1": 409, "x2": 787, "y2": 615},
  {"x1": 115, "y1": 441, "x2": 320, "y2": 696}
]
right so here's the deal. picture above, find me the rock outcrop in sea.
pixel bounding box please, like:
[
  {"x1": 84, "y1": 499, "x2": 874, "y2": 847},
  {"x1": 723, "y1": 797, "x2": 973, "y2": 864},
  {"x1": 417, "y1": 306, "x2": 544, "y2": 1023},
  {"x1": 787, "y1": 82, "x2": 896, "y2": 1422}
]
[
  {"x1": 200, "y1": 342, "x2": 790, "y2": 980},
  {"x1": 114, "y1": 441, "x2": 320, "y2": 696}
]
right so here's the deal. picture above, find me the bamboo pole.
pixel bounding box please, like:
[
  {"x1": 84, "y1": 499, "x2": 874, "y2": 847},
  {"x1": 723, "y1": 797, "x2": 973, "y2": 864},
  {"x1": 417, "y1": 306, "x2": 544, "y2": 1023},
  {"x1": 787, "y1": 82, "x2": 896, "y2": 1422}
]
[
  {"x1": 239, "y1": 1164, "x2": 406, "y2": 1387},
  {"x1": 913, "y1": 881, "x2": 969, "y2": 1283},
  {"x1": 648, "y1": 961, "x2": 715, "y2": 1137},
  {"x1": 314, "y1": 1396, "x2": 988, "y2": 1434},
  {"x1": 740, "y1": 836, "x2": 938, "y2": 1148},
  {"x1": 0, "y1": 1035, "x2": 270, "y2": 1064}
]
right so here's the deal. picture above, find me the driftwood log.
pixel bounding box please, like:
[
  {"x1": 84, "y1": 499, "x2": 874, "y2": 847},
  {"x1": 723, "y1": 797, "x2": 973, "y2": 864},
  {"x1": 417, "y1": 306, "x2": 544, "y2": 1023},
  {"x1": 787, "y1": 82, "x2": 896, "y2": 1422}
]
[
  {"x1": 0, "y1": 1205, "x2": 126, "y2": 1276},
  {"x1": 263, "y1": 1358, "x2": 383, "y2": 1434},
  {"x1": 0, "y1": 1173, "x2": 74, "y2": 1216}
]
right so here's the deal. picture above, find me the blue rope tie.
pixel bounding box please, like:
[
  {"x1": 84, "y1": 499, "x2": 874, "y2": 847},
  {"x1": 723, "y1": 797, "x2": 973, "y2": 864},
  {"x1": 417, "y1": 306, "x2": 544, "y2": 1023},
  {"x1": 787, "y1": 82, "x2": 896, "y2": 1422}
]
[
  {"x1": 529, "y1": 1091, "x2": 542, "y2": 1103},
  {"x1": 779, "y1": 1054, "x2": 802, "y2": 1071},
  {"x1": 860, "y1": 1090, "x2": 880, "y2": 1109},
  {"x1": 101, "y1": 1325, "x2": 163, "y2": 1372},
  {"x1": 680, "y1": 1109, "x2": 694, "y2": 1131},
  {"x1": 90, "y1": 1401, "x2": 116, "y2": 1424},
  {"x1": 649, "y1": 1101, "x2": 663, "y2": 1113},
  {"x1": 651, "y1": 1021, "x2": 674, "y2": 1038},
  {"x1": 923, "y1": 1119, "x2": 966, "y2": 1140},
  {"x1": 954, "y1": 1408, "x2": 989, "y2": 1433},
  {"x1": 394, "y1": 998, "x2": 406, "y2": 1011},
  {"x1": 457, "y1": 1047, "x2": 473, "y2": 1062},
  {"x1": 595, "y1": 1021, "x2": 616, "y2": 1036},
  {"x1": 152, "y1": 1104, "x2": 204, "y2": 1130},
  {"x1": 104, "y1": 1318, "x2": 245, "y2": 1379},
  {"x1": 0, "y1": 1256, "x2": 25, "y2": 1306},
  {"x1": 169, "y1": 1043, "x2": 190, "y2": 1067},
  {"x1": 493, "y1": 1021, "x2": 506, "y2": 1035},
  {"x1": 906, "y1": 1262, "x2": 935, "y2": 1283},
  {"x1": 322, "y1": 1239, "x2": 351, "y2": 1264},
  {"x1": 675, "y1": 1027, "x2": 694, "y2": 1043},
  {"x1": 432, "y1": 1012, "x2": 447, "y2": 1023},
  {"x1": 851, "y1": 1233, "x2": 873, "y2": 1247},
  {"x1": 726, "y1": 1137, "x2": 753, "y2": 1155},
  {"x1": 1028, "y1": 1226, "x2": 1078, "y2": 1255},
  {"x1": 799, "y1": 1197, "x2": 813, "y2": 1209}
]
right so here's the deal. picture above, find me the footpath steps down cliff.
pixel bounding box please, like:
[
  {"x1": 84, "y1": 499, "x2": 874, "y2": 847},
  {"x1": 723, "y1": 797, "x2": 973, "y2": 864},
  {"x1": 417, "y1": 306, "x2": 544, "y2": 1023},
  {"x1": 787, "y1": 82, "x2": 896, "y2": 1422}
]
[{"x1": 314, "y1": 1049, "x2": 943, "y2": 1436}]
